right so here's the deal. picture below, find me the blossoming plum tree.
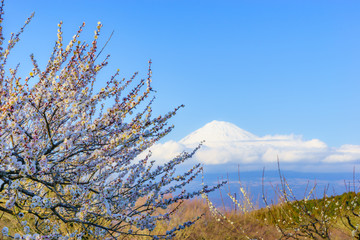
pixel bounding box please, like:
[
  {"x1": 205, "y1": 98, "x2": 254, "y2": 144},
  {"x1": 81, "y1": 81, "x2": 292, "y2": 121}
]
[{"x1": 0, "y1": 1, "x2": 219, "y2": 239}]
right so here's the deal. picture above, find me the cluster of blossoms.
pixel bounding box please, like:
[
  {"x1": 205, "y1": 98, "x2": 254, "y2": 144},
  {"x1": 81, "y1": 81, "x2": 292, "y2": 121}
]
[
  {"x1": 2, "y1": 215, "x2": 41, "y2": 239},
  {"x1": 0, "y1": 0, "x2": 224, "y2": 239}
]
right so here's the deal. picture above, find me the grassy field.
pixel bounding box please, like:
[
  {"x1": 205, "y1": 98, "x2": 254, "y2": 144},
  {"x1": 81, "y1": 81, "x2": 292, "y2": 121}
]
[
  {"x1": 151, "y1": 191, "x2": 359, "y2": 239},
  {"x1": 146, "y1": 166, "x2": 360, "y2": 240}
]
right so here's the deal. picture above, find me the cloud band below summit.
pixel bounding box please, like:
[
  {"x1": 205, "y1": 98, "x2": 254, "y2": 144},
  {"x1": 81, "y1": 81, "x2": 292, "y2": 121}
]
[{"x1": 144, "y1": 121, "x2": 360, "y2": 171}]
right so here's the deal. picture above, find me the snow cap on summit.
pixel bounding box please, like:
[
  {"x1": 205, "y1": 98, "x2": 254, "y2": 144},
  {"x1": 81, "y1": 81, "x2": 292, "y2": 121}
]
[{"x1": 179, "y1": 120, "x2": 258, "y2": 146}]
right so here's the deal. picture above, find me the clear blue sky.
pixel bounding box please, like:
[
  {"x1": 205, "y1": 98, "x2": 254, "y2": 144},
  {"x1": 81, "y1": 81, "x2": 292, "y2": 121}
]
[{"x1": 5, "y1": 0, "x2": 360, "y2": 147}]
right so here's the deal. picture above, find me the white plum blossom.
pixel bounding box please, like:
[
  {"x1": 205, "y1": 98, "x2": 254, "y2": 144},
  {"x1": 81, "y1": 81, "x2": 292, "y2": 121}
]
[
  {"x1": 14, "y1": 233, "x2": 21, "y2": 239},
  {"x1": 2, "y1": 227, "x2": 8, "y2": 236},
  {"x1": 5, "y1": 196, "x2": 15, "y2": 209},
  {"x1": 0, "y1": 0, "x2": 223, "y2": 238},
  {"x1": 24, "y1": 226, "x2": 30, "y2": 234}
]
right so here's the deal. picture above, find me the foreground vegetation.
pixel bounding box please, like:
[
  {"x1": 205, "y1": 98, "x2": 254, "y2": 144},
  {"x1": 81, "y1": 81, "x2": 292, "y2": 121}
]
[
  {"x1": 158, "y1": 191, "x2": 360, "y2": 239},
  {"x1": 0, "y1": 168, "x2": 360, "y2": 239},
  {"x1": 159, "y1": 164, "x2": 360, "y2": 240}
]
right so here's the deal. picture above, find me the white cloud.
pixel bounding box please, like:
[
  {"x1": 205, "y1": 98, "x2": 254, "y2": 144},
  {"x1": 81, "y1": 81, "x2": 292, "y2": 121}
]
[
  {"x1": 140, "y1": 121, "x2": 360, "y2": 172},
  {"x1": 147, "y1": 140, "x2": 187, "y2": 165},
  {"x1": 323, "y1": 145, "x2": 360, "y2": 163}
]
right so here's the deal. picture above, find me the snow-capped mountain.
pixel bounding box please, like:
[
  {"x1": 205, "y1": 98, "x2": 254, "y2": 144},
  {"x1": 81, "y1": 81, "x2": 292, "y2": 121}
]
[{"x1": 179, "y1": 120, "x2": 258, "y2": 146}]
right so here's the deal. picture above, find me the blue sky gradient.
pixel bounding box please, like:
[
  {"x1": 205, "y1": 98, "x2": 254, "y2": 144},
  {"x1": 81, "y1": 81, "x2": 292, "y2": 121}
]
[{"x1": 5, "y1": 0, "x2": 360, "y2": 147}]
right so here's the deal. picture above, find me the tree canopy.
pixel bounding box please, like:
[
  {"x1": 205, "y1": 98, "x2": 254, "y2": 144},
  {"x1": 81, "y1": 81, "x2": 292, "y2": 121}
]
[{"x1": 0, "y1": 1, "x2": 222, "y2": 239}]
